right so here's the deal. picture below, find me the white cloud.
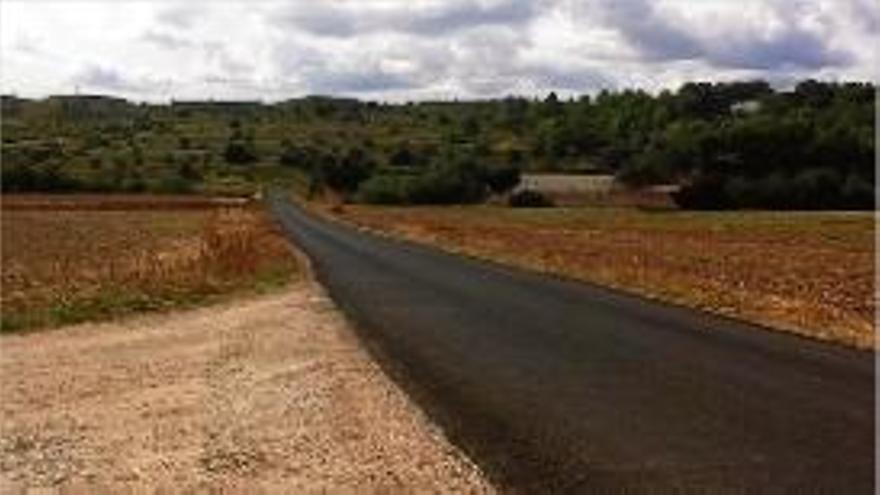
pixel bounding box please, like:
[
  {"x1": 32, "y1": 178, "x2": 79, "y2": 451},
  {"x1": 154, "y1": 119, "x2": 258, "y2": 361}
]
[{"x1": 0, "y1": 0, "x2": 874, "y2": 102}]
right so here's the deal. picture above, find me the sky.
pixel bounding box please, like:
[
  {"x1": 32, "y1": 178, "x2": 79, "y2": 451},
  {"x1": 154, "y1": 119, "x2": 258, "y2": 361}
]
[{"x1": 1, "y1": 0, "x2": 877, "y2": 102}]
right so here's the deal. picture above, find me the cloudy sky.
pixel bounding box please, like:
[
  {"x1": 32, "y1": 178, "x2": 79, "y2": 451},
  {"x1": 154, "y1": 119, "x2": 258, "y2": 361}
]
[{"x1": 1, "y1": 0, "x2": 877, "y2": 102}]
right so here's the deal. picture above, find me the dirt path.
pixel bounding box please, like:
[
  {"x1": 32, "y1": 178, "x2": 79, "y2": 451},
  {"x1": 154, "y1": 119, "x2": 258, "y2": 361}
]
[{"x1": 0, "y1": 283, "x2": 491, "y2": 492}]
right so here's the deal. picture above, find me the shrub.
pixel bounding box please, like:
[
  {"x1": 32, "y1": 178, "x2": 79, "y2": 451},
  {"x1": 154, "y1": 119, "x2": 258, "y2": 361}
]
[
  {"x1": 792, "y1": 168, "x2": 842, "y2": 209},
  {"x1": 509, "y1": 189, "x2": 554, "y2": 208},
  {"x1": 356, "y1": 174, "x2": 414, "y2": 204},
  {"x1": 1, "y1": 163, "x2": 82, "y2": 192},
  {"x1": 753, "y1": 173, "x2": 793, "y2": 209},
  {"x1": 841, "y1": 174, "x2": 874, "y2": 210},
  {"x1": 224, "y1": 141, "x2": 257, "y2": 165},
  {"x1": 672, "y1": 174, "x2": 732, "y2": 210},
  {"x1": 407, "y1": 160, "x2": 488, "y2": 204},
  {"x1": 323, "y1": 148, "x2": 375, "y2": 198},
  {"x1": 356, "y1": 160, "x2": 489, "y2": 205},
  {"x1": 153, "y1": 174, "x2": 196, "y2": 194}
]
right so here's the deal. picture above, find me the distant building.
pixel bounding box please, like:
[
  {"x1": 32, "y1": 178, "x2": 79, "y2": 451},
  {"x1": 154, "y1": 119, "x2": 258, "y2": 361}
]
[
  {"x1": 731, "y1": 100, "x2": 762, "y2": 115},
  {"x1": 516, "y1": 174, "x2": 615, "y2": 206}
]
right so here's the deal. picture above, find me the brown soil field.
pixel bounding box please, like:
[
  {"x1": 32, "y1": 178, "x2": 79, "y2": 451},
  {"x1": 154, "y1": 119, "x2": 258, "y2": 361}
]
[
  {"x1": 1, "y1": 195, "x2": 297, "y2": 331},
  {"x1": 335, "y1": 205, "x2": 875, "y2": 349}
]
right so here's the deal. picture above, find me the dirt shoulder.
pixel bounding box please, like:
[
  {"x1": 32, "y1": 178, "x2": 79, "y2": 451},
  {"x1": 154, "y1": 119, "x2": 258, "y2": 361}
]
[{"x1": 0, "y1": 282, "x2": 491, "y2": 492}]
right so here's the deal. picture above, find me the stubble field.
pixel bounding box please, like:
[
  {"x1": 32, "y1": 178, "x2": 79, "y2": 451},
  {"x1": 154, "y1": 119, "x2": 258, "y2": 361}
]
[
  {"x1": 337, "y1": 205, "x2": 874, "y2": 349},
  {"x1": 1, "y1": 195, "x2": 298, "y2": 332}
]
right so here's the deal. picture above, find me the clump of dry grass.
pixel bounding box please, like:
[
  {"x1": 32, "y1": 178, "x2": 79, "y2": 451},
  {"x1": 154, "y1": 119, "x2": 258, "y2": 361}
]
[
  {"x1": 1, "y1": 201, "x2": 298, "y2": 332},
  {"x1": 201, "y1": 209, "x2": 265, "y2": 277}
]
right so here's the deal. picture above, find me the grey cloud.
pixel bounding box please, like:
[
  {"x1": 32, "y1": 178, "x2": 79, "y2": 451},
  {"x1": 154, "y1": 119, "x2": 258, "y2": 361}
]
[
  {"x1": 72, "y1": 65, "x2": 147, "y2": 93},
  {"x1": 270, "y1": 20, "x2": 610, "y2": 98},
  {"x1": 303, "y1": 69, "x2": 421, "y2": 94},
  {"x1": 275, "y1": 50, "x2": 429, "y2": 94},
  {"x1": 591, "y1": 0, "x2": 852, "y2": 71},
  {"x1": 456, "y1": 63, "x2": 614, "y2": 96},
  {"x1": 444, "y1": 28, "x2": 612, "y2": 96},
  {"x1": 13, "y1": 36, "x2": 42, "y2": 56},
  {"x1": 273, "y1": 0, "x2": 541, "y2": 38},
  {"x1": 197, "y1": 41, "x2": 254, "y2": 76},
  {"x1": 279, "y1": 7, "x2": 358, "y2": 37},
  {"x1": 214, "y1": 49, "x2": 253, "y2": 76},
  {"x1": 200, "y1": 74, "x2": 265, "y2": 94},
  {"x1": 272, "y1": 32, "x2": 455, "y2": 95},
  {"x1": 401, "y1": 0, "x2": 538, "y2": 36},
  {"x1": 847, "y1": 0, "x2": 880, "y2": 34},
  {"x1": 594, "y1": 0, "x2": 702, "y2": 62},
  {"x1": 156, "y1": 6, "x2": 199, "y2": 30},
  {"x1": 141, "y1": 30, "x2": 194, "y2": 50},
  {"x1": 708, "y1": 28, "x2": 851, "y2": 71},
  {"x1": 518, "y1": 65, "x2": 614, "y2": 92}
]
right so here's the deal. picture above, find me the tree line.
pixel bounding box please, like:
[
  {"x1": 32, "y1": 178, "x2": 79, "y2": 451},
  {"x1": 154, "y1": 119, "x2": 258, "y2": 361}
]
[{"x1": 1, "y1": 80, "x2": 874, "y2": 209}]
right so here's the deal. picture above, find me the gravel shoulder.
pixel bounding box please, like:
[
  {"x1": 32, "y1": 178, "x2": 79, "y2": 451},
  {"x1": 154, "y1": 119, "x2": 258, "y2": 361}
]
[{"x1": 0, "y1": 282, "x2": 490, "y2": 492}]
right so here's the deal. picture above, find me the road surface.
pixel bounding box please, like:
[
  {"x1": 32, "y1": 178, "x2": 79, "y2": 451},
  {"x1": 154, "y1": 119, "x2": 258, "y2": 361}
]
[{"x1": 269, "y1": 193, "x2": 874, "y2": 493}]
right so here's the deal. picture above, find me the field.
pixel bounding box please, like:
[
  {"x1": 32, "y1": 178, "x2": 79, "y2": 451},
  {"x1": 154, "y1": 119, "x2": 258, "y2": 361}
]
[
  {"x1": 1, "y1": 195, "x2": 298, "y2": 332},
  {"x1": 336, "y1": 205, "x2": 874, "y2": 349}
]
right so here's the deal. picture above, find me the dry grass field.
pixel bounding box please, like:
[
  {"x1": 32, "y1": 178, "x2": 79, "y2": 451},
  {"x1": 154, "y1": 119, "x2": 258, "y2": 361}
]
[
  {"x1": 1, "y1": 195, "x2": 297, "y2": 332},
  {"x1": 337, "y1": 205, "x2": 874, "y2": 349}
]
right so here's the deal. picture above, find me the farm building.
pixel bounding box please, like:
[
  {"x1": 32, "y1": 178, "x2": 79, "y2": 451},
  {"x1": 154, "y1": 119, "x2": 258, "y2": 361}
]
[
  {"x1": 515, "y1": 174, "x2": 614, "y2": 206},
  {"x1": 516, "y1": 174, "x2": 679, "y2": 208}
]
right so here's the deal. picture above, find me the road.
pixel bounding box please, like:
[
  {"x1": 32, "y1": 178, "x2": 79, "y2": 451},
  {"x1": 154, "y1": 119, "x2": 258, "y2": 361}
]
[{"x1": 269, "y1": 193, "x2": 875, "y2": 493}]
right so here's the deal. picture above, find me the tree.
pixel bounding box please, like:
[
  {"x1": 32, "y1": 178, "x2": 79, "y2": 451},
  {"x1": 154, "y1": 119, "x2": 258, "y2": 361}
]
[
  {"x1": 543, "y1": 91, "x2": 562, "y2": 118},
  {"x1": 224, "y1": 140, "x2": 257, "y2": 164},
  {"x1": 323, "y1": 148, "x2": 375, "y2": 199},
  {"x1": 389, "y1": 142, "x2": 417, "y2": 167},
  {"x1": 795, "y1": 80, "x2": 834, "y2": 108}
]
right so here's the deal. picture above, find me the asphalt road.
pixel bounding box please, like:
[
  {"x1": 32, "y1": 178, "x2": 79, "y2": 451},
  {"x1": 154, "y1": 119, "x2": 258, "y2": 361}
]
[{"x1": 269, "y1": 193, "x2": 875, "y2": 493}]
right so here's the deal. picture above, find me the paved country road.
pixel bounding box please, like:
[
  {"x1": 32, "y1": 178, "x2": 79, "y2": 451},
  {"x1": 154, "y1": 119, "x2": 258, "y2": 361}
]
[{"x1": 269, "y1": 193, "x2": 875, "y2": 493}]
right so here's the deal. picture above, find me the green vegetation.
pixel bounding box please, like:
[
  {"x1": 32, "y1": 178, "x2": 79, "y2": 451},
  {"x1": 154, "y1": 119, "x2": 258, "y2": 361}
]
[{"x1": 1, "y1": 80, "x2": 874, "y2": 209}]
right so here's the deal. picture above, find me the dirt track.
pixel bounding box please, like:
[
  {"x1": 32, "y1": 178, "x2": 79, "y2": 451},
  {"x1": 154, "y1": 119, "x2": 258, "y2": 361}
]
[{"x1": 0, "y1": 283, "x2": 490, "y2": 492}]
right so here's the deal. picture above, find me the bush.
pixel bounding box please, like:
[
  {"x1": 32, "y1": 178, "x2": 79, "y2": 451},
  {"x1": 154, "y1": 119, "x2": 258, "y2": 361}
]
[
  {"x1": 224, "y1": 141, "x2": 257, "y2": 165},
  {"x1": 407, "y1": 161, "x2": 487, "y2": 204},
  {"x1": 323, "y1": 148, "x2": 375, "y2": 198},
  {"x1": 508, "y1": 189, "x2": 554, "y2": 208},
  {"x1": 841, "y1": 174, "x2": 874, "y2": 210},
  {"x1": 792, "y1": 168, "x2": 842, "y2": 209},
  {"x1": 672, "y1": 174, "x2": 732, "y2": 210},
  {"x1": 673, "y1": 169, "x2": 874, "y2": 210},
  {"x1": 355, "y1": 160, "x2": 490, "y2": 205},
  {"x1": 152, "y1": 174, "x2": 196, "y2": 194},
  {"x1": 1, "y1": 163, "x2": 82, "y2": 192},
  {"x1": 355, "y1": 174, "x2": 414, "y2": 204}
]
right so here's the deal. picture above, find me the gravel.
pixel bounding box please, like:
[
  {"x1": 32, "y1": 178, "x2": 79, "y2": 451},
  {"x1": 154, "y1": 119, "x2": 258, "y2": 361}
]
[{"x1": 0, "y1": 283, "x2": 491, "y2": 492}]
